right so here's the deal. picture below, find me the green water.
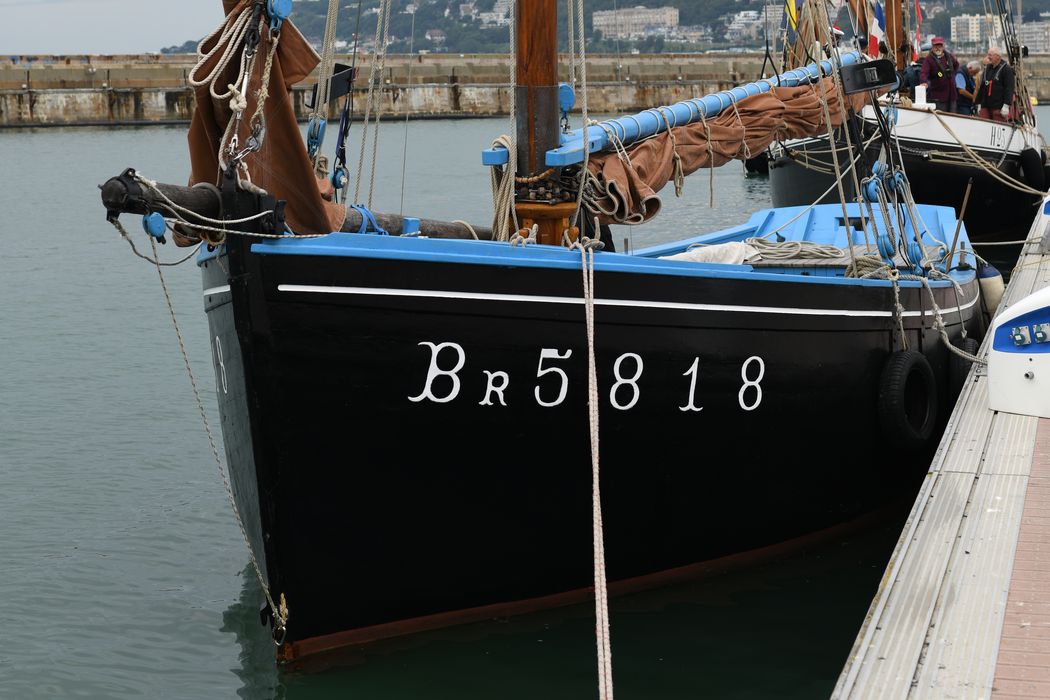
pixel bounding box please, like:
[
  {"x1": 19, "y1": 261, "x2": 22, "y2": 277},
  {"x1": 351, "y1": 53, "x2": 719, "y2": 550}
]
[{"x1": 2, "y1": 112, "x2": 1043, "y2": 698}]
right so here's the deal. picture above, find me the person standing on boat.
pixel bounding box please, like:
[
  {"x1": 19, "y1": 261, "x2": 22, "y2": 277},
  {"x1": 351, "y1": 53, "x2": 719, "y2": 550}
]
[
  {"x1": 955, "y1": 61, "x2": 980, "y2": 115},
  {"x1": 919, "y1": 37, "x2": 959, "y2": 112},
  {"x1": 974, "y1": 48, "x2": 1016, "y2": 123}
]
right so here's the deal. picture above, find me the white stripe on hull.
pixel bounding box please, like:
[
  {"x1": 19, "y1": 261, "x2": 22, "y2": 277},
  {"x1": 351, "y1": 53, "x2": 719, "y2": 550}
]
[{"x1": 275, "y1": 283, "x2": 980, "y2": 319}]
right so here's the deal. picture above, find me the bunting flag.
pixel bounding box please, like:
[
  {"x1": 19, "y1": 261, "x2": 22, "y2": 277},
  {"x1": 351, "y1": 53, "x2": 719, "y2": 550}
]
[
  {"x1": 782, "y1": 0, "x2": 803, "y2": 45},
  {"x1": 785, "y1": 0, "x2": 800, "y2": 30},
  {"x1": 868, "y1": 0, "x2": 886, "y2": 56}
]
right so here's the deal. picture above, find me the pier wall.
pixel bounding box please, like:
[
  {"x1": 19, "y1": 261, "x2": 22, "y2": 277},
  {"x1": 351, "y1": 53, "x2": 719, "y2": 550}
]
[{"x1": 3, "y1": 53, "x2": 1050, "y2": 127}]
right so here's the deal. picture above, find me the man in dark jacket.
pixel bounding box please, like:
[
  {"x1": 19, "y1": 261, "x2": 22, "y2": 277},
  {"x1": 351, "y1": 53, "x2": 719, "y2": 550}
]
[
  {"x1": 920, "y1": 37, "x2": 959, "y2": 112},
  {"x1": 974, "y1": 47, "x2": 1016, "y2": 122}
]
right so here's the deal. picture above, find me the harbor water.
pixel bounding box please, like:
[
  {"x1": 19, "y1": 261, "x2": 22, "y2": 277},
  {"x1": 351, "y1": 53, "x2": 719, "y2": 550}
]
[{"x1": 1, "y1": 113, "x2": 1044, "y2": 698}]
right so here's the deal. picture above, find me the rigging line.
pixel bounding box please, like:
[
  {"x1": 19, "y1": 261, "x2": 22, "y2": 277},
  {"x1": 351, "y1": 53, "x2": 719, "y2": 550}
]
[
  {"x1": 810, "y1": 30, "x2": 858, "y2": 269},
  {"x1": 816, "y1": 2, "x2": 873, "y2": 250},
  {"x1": 570, "y1": 0, "x2": 591, "y2": 230},
  {"x1": 354, "y1": 0, "x2": 391, "y2": 203},
  {"x1": 567, "y1": 0, "x2": 576, "y2": 89},
  {"x1": 336, "y1": 0, "x2": 367, "y2": 203},
  {"x1": 930, "y1": 110, "x2": 1046, "y2": 196},
  {"x1": 142, "y1": 232, "x2": 289, "y2": 643},
  {"x1": 399, "y1": 7, "x2": 416, "y2": 218},
  {"x1": 314, "y1": 0, "x2": 342, "y2": 117},
  {"x1": 613, "y1": 0, "x2": 622, "y2": 112},
  {"x1": 310, "y1": 0, "x2": 342, "y2": 174},
  {"x1": 367, "y1": 0, "x2": 394, "y2": 209},
  {"x1": 756, "y1": 150, "x2": 865, "y2": 239}
]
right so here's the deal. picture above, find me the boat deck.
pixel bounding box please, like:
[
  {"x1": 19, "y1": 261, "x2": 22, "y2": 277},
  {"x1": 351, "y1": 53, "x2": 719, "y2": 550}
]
[{"x1": 833, "y1": 198, "x2": 1050, "y2": 699}]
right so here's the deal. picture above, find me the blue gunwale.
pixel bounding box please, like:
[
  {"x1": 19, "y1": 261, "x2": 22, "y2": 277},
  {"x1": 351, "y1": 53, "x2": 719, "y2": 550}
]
[{"x1": 201, "y1": 203, "x2": 976, "y2": 289}]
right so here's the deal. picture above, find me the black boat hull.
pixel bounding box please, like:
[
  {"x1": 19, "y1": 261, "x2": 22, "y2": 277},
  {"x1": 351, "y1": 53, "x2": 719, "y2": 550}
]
[
  {"x1": 200, "y1": 235, "x2": 982, "y2": 661},
  {"x1": 769, "y1": 114, "x2": 1044, "y2": 242}
]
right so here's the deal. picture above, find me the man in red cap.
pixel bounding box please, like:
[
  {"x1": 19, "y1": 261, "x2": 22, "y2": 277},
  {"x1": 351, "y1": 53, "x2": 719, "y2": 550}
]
[{"x1": 920, "y1": 36, "x2": 959, "y2": 112}]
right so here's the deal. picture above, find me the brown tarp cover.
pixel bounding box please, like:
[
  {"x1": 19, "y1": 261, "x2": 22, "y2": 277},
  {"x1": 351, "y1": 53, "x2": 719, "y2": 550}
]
[
  {"x1": 186, "y1": 6, "x2": 864, "y2": 234},
  {"x1": 585, "y1": 79, "x2": 868, "y2": 225},
  {"x1": 187, "y1": 0, "x2": 344, "y2": 237}
]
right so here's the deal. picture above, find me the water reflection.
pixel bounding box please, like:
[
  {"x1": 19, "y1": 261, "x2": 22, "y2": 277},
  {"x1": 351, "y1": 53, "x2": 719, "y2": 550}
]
[
  {"x1": 224, "y1": 501, "x2": 909, "y2": 699},
  {"x1": 222, "y1": 566, "x2": 282, "y2": 700}
]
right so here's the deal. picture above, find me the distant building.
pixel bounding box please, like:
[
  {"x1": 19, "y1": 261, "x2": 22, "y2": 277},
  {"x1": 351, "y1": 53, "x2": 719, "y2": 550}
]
[
  {"x1": 950, "y1": 14, "x2": 1002, "y2": 49},
  {"x1": 1019, "y1": 21, "x2": 1050, "y2": 53},
  {"x1": 479, "y1": 0, "x2": 512, "y2": 28},
  {"x1": 670, "y1": 25, "x2": 713, "y2": 43},
  {"x1": 725, "y1": 10, "x2": 762, "y2": 42},
  {"x1": 459, "y1": 3, "x2": 476, "y2": 20},
  {"x1": 425, "y1": 29, "x2": 446, "y2": 44},
  {"x1": 592, "y1": 6, "x2": 679, "y2": 40}
]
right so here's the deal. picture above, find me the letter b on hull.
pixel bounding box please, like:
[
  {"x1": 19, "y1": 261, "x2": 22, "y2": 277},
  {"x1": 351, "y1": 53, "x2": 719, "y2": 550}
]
[{"x1": 409, "y1": 342, "x2": 466, "y2": 404}]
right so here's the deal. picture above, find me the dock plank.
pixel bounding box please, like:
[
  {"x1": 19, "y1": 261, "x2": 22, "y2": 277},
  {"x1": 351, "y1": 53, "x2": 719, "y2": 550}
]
[
  {"x1": 912, "y1": 473, "x2": 1029, "y2": 698},
  {"x1": 833, "y1": 197, "x2": 1050, "y2": 699}
]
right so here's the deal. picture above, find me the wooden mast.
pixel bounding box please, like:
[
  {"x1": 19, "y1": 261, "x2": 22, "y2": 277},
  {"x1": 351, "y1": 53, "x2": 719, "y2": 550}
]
[
  {"x1": 513, "y1": 0, "x2": 577, "y2": 246},
  {"x1": 885, "y1": 0, "x2": 906, "y2": 71}
]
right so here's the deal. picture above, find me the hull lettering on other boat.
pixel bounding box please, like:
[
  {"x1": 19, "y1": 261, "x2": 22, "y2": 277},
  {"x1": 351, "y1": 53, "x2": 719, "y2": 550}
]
[
  {"x1": 991, "y1": 125, "x2": 1009, "y2": 149},
  {"x1": 406, "y1": 341, "x2": 766, "y2": 413}
]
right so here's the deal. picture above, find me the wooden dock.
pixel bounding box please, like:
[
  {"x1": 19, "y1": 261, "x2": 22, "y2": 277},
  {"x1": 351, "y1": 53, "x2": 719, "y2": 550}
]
[{"x1": 833, "y1": 197, "x2": 1050, "y2": 699}]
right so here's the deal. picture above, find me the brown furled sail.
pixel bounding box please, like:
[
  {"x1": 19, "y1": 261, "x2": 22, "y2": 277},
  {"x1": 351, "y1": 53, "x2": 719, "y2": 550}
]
[
  {"x1": 186, "y1": 0, "x2": 345, "y2": 240},
  {"x1": 584, "y1": 79, "x2": 866, "y2": 225}
]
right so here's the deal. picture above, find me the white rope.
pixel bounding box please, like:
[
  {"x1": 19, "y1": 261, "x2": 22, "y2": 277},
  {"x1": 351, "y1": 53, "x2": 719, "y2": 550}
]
[
  {"x1": 188, "y1": 5, "x2": 255, "y2": 103},
  {"x1": 571, "y1": 237, "x2": 613, "y2": 700},
  {"x1": 313, "y1": 0, "x2": 341, "y2": 120},
  {"x1": 744, "y1": 237, "x2": 844, "y2": 260},
  {"x1": 569, "y1": 6, "x2": 612, "y2": 695},
  {"x1": 491, "y1": 134, "x2": 518, "y2": 241}
]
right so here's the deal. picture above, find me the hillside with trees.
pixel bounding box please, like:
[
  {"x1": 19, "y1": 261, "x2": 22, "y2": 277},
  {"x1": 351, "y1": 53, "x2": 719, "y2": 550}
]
[{"x1": 162, "y1": 0, "x2": 1050, "y2": 55}]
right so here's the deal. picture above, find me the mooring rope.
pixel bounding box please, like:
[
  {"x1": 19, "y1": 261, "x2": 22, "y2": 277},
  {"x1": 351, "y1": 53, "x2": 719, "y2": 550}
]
[
  {"x1": 141, "y1": 232, "x2": 290, "y2": 644},
  {"x1": 571, "y1": 234, "x2": 614, "y2": 700}
]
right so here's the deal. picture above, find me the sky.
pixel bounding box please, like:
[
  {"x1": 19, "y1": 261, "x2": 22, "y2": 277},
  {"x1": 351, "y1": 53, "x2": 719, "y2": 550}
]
[{"x1": 0, "y1": 0, "x2": 224, "y2": 54}]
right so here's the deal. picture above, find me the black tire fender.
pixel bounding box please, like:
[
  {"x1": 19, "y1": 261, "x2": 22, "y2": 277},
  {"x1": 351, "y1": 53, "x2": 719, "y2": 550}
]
[
  {"x1": 949, "y1": 336, "x2": 980, "y2": 393},
  {"x1": 878, "y1": 350, "x2": 938, "y2": 451},
  {"x1": 1020, "y1": 147, "x2": 1045, "y2": 192}
]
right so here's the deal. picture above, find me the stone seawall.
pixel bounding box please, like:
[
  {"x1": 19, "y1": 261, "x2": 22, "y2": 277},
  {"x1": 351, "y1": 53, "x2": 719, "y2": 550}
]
[{"x1": 3, "y1": 53, "x2": 1049, "y2": 127}]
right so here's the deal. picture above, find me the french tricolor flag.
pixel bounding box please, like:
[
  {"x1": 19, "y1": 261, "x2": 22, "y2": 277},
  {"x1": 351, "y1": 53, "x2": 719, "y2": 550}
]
[{"x1": 868, "y1": 0, "x2": 886, "y2": 56}]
